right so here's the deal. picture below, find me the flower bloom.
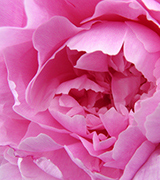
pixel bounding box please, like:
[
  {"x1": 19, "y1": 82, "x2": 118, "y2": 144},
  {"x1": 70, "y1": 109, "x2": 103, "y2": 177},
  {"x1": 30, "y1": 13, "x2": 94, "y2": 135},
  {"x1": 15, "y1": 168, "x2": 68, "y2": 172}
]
[{"x1": 1, "y1": 0, "x2": 160, "y2": 179}]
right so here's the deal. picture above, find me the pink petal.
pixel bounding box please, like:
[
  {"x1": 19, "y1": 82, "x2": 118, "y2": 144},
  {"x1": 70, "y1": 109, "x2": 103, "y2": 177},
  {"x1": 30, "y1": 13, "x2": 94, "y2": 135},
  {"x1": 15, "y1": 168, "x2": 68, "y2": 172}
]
[
  {"x1": 100, "y1": 107, "x2": 128, "y2": 138},
  {"x1": 145, "y1": 104, "x2": 160, "y2": 143},
  {"x1": 33, "y1": 16, "x2": 83, "y2": 67},
  {"x1": 124, "y1": 27, "x2": 160, "y2": 82},
  {"x1": 126, "y1": 21, "x2": 160, "y2": 53},
  {"x1": 0, "y1": 162, "x2": 22, "y2": 180},
  {"x1": 104, "y1": 126, "x2": 146, "y2": 169},
  {"x1": 0, "y1": 28, "x2": 34, "y2": 51},
  {"x1": 67, "y1": 21, "x2": 127, "y2": 55},
  {"x1": 75, "y1": 51, "x2": 109, "y2": 72},
  {"x1": 0, "y1": 117, "x2": 29, "y2": 147},
  {"x1": 133, "y1": 145, "x2": 160, "y2": 180},
  {"x1": 49, "y1": 101, "x2": 86, "y2": 136},
  {"x1": 25, "y1": 0, "x2": 101, "y2": 27},
  {"x1": 21, "y1": 122, "x2": 78, "y2": 147},
  {"x1": 111, "y1": 72, "x2": 141, "y2": 107},
  {"x1": 134, "y1": 91, "x2": 160, "y2": 135},
  {"x1": 26, "y1": 47, "x2": 75, "y2": 112},
  {"x1": 19, "y1": 133, "x2": 62, "y2": 152},
  {"x1": 18, "y1": 157, "x2": 56, "y2": 180},
  {"x1": 85, "y1": 0, "x2": 145, "y2": 23},
  {"x1": 120, "y1": 141, "x2": 156, "y2": 180},
  {"x1": 34, "y1": 157, "x2": 63, "y2": 179},
  {"x1": 56, "y1": 74, "x2": 105, "y2": 94},
  {"x1": 0, "y1": 0, "x2": 26, "y2": 27}
]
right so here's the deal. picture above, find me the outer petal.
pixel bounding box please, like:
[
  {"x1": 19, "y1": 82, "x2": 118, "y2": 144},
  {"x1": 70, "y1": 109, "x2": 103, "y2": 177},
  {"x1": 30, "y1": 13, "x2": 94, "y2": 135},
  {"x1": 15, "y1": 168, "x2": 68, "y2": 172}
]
[
  {"x1": 24, "y1": 0, "x2": 101, "y2": 27},
  {"x1": 33, "y1": 16, "x2": 83, "y2": 66},
  {"x1": 67, "y1": 21, "x2": 128, "y2": 56},
  {"x1": 0, "y1": 0, "x2": 26, "y2": 27},
  {"x1": 133, "y1": 145, "x2": 160, "y2": 180},
  {"x1": 26, "y1": 47, "x2": 75, "y2": 112},
  {"x1": 0, "y1": 163, "x2": 22, "y2": 180},
  {"x1": 120, "y1": 141, "x2": 156, "y2": 180},
  {"x1": 124, "y1": 25, "x2": 160, "y2": 82}
]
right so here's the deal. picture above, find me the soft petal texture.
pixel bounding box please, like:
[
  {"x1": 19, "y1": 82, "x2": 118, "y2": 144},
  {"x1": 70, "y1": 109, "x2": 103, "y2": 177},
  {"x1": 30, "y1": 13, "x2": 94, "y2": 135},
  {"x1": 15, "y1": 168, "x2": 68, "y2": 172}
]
[
  {"x1": 124, "y1": 25, "x2": 160, "y2": 82},
  {"x1": 0, "y1": 162, "x2": 22, "y2": 180},
  {"x1": 120, "y1": 140, "x2": 156, "y2": 180},
  {"x1": 75, "y1": 51, "x2": 109, "y2": 72},
  {"x1": 133, "y1": 145, "x2": 160, "y2": 180},
  {"x1": 25, "y1": 0, "x2": 101, "y2": 27},
  {"x1": 100, "y1": 107, "x2": 128, "y2": 138},
  {"x1": 134, "y1": 91, "x2": 160, "y2": 135},
  {"x1": 104, "y1": 126, "x2": 146, "y2": 169},
  {"x1": 33, "y1": 16, "x2": 83, "y2": 66},
  {"x1": 67, "y1": 21, "x2": 128, "y2": 55},
  {"x1": 26, "y1": 47, "x2": 75, "y2": 112},
  {"x1": 0, "y1": 0, "x2": 27, "y2": 27}
]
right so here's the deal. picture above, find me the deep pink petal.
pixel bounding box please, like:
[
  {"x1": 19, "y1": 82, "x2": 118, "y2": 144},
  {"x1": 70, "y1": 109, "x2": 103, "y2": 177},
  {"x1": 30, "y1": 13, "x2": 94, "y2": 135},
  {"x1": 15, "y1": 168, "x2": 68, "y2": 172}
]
[
  {"x1": 67, "y1": 21, "x2": 127, "y2": 55},
  {"x1": 85, "y1": 0, "x2": 145, "y2": 23}
]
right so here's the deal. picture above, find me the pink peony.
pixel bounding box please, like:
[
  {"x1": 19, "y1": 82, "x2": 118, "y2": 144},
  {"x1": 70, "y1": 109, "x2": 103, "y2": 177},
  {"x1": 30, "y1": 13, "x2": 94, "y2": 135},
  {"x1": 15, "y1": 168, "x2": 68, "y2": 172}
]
[{"x1": 1, "y1": 0, "x2": 160, "y2": 179}]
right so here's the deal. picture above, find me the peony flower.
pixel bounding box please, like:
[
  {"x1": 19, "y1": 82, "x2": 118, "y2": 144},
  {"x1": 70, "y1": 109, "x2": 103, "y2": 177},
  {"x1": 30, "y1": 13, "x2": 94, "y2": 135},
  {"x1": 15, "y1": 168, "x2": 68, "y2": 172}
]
[{"x1": 1, "y1": 0, "x2": 160, "y2": 179}]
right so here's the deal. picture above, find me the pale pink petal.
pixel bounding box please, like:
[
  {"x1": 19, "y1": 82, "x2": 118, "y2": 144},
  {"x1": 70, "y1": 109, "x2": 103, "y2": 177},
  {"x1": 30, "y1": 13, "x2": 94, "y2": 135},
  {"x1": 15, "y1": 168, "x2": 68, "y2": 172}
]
[
  {"x1": 124, "y1": 27, "x2": 160, "y2": 82},
  {"x1": 145, "y1": 104, "x2": 160, "y2": 143},
  {"x1": 93, "y1": 132, "x2": 116, "y2": 151},
  {"x1": 4, "y1": 148, "x2": 18, "y2": 165},
  {"x1": 126, "y1": 21, "x2": 160, "y2": 53},
  {"x1": 142, "y1": 0, "x2": 160, "y2": 11},
  {"x1": 67, "y1": 21, "x2": 127, "y2": 55},
  {"x1": 111, "y1": 72, "x2": 141, "y2": 107},
  {"x1": 56, "y1": 74, "x2": 104, "y2": 94},
  {"x1": 21, "y1": 122, "x2": 78, "y2": 147},
  {"x1": 104, "y1": 126, "x2": 146, "y2": 169},
  {"x1": 100, "y1": 107, "x2": 128, "y2": 138},
  {"x1": 0, "y1": 28, "x2": 34, "y2": 51},
  {"x1": 75, "y1": 51, "x2": 109, "y2": 72},
  {"x1": 18, "y1": 157, "x2": 56, "y2": 180},
  {"x1": 134, "y1": 91, "x2": 160, "y2": 135},
  {"x1": 0, "y1": 116, "x2": 29, "y2": 147},
  {"x1": 0, "y1": 0, "x2": 26, "y2": 27},
  {"x1": 133, "y1": 145, "x2": 160, "y2": 180},
  {"x1": 34, "y1": 157, "x2": 63, "y2": 179},
  {"x1": 49, "y1": 101, "x2": 86, "y2": 136},
  {"x1": 19, "y1": 133, "x2": 62, "y2": 152},
  {"x1": 65, "y1": 143, "x2": 120, "y2": 180},
  {"x1": 0, "y1": 162, "x2": 22, "y2": 180},
  {"x1": 45, "y1": 148, "x2": 91, "y2": 180},
  {"x1": 33, "y1": 16, "x2": 83, "y2": 66},
  {"x1": 26, "y1": 47, "x2": 75, "y2": 112},
  {"x1": 120, "y1": 141, "x2": 156, "y2": 180}
]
